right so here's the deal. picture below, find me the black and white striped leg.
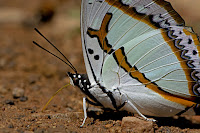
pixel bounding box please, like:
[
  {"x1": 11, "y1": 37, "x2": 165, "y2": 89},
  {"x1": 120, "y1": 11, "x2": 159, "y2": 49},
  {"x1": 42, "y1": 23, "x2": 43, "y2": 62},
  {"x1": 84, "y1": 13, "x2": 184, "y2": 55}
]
[{"x1": 125, "y1": 100, "x2": 156, "y2": 122}]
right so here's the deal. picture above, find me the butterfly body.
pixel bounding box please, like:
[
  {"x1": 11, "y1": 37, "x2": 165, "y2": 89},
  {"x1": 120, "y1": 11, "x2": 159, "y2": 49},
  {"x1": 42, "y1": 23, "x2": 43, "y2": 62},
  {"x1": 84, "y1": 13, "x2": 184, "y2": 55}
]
[{"x1": 68, "y1": 72, "x2": 125, "y2": 111}]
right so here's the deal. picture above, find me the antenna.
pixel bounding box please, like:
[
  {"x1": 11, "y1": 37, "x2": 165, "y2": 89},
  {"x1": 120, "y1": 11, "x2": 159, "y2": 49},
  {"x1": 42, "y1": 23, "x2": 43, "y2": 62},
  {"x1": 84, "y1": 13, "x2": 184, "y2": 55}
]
[{"x1": 33, "y1": 28, "x2": 77, "y2": 73}]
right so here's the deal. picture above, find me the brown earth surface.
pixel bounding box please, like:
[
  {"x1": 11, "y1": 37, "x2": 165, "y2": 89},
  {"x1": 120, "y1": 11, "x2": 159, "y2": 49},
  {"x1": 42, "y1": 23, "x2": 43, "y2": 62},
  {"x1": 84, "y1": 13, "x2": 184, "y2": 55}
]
[{"x1": 0, "y1": 0, "x2": 200, "y2": 132}]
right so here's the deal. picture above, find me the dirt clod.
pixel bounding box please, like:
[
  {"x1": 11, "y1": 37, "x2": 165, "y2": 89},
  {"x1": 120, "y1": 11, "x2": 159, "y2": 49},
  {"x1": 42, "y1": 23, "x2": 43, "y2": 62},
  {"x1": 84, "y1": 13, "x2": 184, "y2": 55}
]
[
  {"x1": 122, "y1": 117, "x2": 154, "y2": 133},
  {"x1": 191, "y1": 116, "x2": 200, "y2": 124},
  {"x1": 20, "y1": 96, "x2": 28, "y2": 102},
  {"x1": 12, "y1": 87, "x2": 24, "y2": 99}
]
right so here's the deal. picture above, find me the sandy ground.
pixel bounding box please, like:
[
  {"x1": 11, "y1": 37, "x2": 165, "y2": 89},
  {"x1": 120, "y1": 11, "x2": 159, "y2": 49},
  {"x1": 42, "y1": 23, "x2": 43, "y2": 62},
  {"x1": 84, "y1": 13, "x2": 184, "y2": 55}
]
[{"x1": 0, "y1": 0, "x2": 200, "y2": 132}]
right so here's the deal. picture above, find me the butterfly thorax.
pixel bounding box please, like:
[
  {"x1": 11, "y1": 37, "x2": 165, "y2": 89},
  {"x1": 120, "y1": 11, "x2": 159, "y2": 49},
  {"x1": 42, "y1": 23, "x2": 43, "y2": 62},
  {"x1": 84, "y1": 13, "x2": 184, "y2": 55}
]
[
  {"x1": 68, "y1": 72, "x2": 92, "y2": 95},
  {"x1": 68, "y1": 72, "x2": 127, "y2": 110}
]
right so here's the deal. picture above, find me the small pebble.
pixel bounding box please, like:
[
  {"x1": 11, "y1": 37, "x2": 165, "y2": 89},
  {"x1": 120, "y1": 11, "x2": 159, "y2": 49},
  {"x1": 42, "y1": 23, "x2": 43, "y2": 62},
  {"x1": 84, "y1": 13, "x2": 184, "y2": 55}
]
[
  {"x1": 47, "y1": 115, "x2": 51, "y2": 119},
  {"x1": 19, "y1": 96, "x2": 28, "y2": 102},
  {"x1": 5, "y1": 100, "x2": 15, "y2": 105},
  {"x1": 12, "y1": 87, "x2": 24, "y2": 98}
]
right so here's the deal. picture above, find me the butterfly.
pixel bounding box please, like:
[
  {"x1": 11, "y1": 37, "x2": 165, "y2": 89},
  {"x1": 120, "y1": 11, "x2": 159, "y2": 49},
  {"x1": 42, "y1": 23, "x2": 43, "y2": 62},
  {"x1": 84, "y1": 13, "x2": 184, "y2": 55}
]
[{"x1": 34, "y1": 0, "x2": 200, "y2": 127}]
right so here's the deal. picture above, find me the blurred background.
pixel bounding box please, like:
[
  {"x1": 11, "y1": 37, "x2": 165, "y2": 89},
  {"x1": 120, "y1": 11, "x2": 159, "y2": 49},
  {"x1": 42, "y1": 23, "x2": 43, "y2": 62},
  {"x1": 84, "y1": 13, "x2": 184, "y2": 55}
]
[
  {"x1": 0, "y1": 0, "x2": 199, "y2": 132},
  {"x1": 168, "y1": 0, "x2": 200, "y2": 34}
]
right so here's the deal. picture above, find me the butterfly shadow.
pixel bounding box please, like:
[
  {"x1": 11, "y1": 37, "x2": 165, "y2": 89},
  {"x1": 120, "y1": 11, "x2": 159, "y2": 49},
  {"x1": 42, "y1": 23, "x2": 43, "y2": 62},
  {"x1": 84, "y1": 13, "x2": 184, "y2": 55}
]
[
  {"x1": 155, "y1": 116, "x2": 200, "y2": 129},
  {"x1": 87, "y1": 109, "x2": 200, "y2": 129},
  {"x1": 87, "y1": 109, "x2": 130, "y2": 122}
]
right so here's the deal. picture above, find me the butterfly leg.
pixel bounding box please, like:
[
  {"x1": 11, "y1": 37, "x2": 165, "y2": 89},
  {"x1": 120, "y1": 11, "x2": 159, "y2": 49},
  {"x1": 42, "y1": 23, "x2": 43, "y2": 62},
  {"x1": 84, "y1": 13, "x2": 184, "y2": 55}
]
[
  {"x1": 125, "y1": 100, "x2": 156, "y2": 122},
  {"x1": 85, "y1": 97, "x2": 101, "y2": 106},
  {"x1": 80, "y1": 97, "x2": 87, "y2": 127},
  {"x1": 80, "y1": 96, "x2": 103, "y2": 127}
]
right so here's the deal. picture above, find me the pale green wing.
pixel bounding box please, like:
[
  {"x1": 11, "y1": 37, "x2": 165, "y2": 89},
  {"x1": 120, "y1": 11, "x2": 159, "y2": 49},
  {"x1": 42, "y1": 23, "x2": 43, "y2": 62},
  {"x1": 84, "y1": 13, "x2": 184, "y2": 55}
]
[
  {"x1": 102, "y1": 27, "x2": 200, "y2": 106},
  {"x1": 81, "y1": 0, "x2": 184, "y2": 83}
]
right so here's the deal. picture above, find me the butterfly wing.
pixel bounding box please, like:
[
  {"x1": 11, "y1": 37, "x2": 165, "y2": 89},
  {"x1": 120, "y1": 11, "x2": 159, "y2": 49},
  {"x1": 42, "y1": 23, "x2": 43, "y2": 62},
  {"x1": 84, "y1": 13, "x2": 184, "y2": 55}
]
[
  {"x1": 103, "y1": 27, "x2": 200, "y2": 95},
  {"x1": 99, "y1": 5, "x2": 200, "y2": 116},
  {"x1": 102, "y1": 27, "x2": 200, "y2": 116},
  {"x1": 81, "y1": 0, "x2": 185, "y2": 85}
]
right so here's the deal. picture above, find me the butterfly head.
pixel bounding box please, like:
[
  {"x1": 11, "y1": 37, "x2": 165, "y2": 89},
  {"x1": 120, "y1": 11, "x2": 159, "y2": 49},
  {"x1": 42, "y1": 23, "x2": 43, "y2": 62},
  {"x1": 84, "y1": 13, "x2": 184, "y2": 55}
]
[{"x1": 67, "y1": 72, "x2": 91, "y2": 91}]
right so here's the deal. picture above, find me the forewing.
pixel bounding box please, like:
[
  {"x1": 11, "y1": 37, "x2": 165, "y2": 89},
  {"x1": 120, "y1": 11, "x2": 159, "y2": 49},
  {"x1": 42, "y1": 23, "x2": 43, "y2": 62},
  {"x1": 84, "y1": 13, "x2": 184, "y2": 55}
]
[{"x1": 81, "y1": 0, "x2": 185, "y2": 84}]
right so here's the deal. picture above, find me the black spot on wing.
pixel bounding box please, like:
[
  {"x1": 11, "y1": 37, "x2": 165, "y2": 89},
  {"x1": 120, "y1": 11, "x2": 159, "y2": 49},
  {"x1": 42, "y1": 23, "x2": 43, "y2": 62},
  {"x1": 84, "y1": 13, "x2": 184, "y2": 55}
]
[
  {"x1": 94, "y1": 55, "x2": 100, "y2": 60},
  {"x1": 193, "y1": 50, "x2": 197, "y2": 55},
  {"x1": 188, "y1": 38, "x2": 192, "y2": 44},
  {"x1": 88, "y1": 48, "x2": 94, "y2": 54}
]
